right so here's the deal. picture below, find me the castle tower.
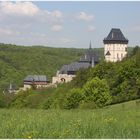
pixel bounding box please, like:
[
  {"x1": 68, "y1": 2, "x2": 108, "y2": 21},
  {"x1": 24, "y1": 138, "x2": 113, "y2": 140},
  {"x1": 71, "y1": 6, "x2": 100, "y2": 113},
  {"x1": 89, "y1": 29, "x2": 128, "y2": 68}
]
[
  {"x1": 103, "y1": 28, "x2": 128, "y2": 62},
  {"x1": 89, "y1": 40, "x2": 92, "y2": 49}
]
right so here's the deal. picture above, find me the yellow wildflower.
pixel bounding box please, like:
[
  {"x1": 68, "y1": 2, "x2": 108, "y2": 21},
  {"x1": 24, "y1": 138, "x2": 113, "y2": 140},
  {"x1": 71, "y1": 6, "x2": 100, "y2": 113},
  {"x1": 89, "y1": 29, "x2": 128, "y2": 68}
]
[{"x1": 28, "y1": 135, "x2": 32, "y2": 139}]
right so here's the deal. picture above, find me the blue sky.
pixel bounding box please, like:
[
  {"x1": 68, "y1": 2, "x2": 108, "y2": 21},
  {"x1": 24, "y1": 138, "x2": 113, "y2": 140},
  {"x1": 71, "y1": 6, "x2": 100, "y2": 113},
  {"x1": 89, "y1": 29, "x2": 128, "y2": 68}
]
[{"x1": 0, "y1": 1, "x2": 140, "y2": 48}]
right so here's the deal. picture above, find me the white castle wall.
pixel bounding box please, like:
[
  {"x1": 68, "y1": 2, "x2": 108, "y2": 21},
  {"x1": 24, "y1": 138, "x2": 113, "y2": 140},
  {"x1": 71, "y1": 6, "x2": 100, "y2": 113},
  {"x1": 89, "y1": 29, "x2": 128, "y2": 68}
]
[
  {"x1": 104, "y1": 44, "x2": 127, "y2": 62},
  {"x1": 52, "y1": 74, "x2": 75, "y2": 84},
  {"x1": 23, "y1": 84, "x2": 32, "y2": 90}
]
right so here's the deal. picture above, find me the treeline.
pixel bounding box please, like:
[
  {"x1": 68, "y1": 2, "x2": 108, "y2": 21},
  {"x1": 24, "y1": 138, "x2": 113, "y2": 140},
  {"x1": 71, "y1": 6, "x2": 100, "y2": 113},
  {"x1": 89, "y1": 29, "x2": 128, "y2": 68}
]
[{"x1": 0, "y1": 46, "x2": 139, "y2": 109}]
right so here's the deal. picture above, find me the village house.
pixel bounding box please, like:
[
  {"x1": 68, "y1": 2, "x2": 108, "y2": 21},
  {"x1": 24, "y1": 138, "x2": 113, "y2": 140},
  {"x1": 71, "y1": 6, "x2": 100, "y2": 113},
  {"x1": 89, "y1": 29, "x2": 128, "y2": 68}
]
[
  {"x1": 23, "y1": 75, "x2": 50, "y2": 90},
  {"x1": 104, "y1": 28, "x2": 129, "y2": 62},
  {"x1": 52, "y1": 42, "x2": 99, "y2": 84}
]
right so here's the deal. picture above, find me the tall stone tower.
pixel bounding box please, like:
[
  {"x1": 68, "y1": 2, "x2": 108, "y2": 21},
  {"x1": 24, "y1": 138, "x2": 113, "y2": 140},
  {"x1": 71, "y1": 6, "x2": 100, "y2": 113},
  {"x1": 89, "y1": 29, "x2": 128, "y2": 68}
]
[{"x1": 103, "y1": 28, "x2": 128, "y2": 62}]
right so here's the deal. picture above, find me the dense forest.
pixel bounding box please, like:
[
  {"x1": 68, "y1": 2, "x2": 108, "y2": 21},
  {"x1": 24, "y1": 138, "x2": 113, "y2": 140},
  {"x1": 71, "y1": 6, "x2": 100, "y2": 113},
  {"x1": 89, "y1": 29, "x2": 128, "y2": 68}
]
[
  {"x1": 0, "y1": 43, "x2": 87, "y2": 91},
  {"x1": 0, "y1": 43, "x2": 139, "y2": 109}
]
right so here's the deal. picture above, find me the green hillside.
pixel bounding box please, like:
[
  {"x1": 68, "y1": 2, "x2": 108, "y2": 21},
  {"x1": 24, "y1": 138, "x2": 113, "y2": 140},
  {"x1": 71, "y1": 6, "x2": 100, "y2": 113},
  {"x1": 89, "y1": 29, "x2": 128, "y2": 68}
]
[
  {"x1": 0, "y1": 46, "x2": 137, "y2": 109},
  {"x1": 0, "y1": 44, "x2": 87, "y2": 91}
]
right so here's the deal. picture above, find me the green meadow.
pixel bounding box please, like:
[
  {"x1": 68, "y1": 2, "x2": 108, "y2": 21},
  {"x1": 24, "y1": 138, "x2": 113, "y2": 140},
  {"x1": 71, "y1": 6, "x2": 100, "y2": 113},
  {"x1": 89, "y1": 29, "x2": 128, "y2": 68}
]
[{"x1": 0, "y1": 99, "x2": 140, "y2": 139}]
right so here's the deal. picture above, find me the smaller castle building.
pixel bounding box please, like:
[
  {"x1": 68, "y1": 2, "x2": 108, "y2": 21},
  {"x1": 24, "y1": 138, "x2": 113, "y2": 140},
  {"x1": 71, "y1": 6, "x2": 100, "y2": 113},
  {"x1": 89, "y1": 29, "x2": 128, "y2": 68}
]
[
  {"x1": 52, "y1": 42, "x2": 99, "y2": 84},
  {"x1": 103, "y1": 28, "x2": 128, "y2": 62},
  {"x1": 23, "y1": 75, "x2": 50, "y2": 90}
]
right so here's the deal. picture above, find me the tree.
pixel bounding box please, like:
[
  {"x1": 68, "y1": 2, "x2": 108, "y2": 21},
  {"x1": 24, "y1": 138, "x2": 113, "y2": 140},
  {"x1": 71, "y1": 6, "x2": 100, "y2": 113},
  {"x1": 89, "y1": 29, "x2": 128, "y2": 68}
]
[
  {"x1": 111, "y1": 53, "x2": 140, "y2": 102},
  {"x1": 72, "y1": 68, "x2": 91, "y2": 87},
  {"x1": 64, "y1": 88, "x2": 84, "y2": 109},
  {"x1": 83, "y1": 77, "x2": 112, "y2": 107},
  {"x1": 132, "y1": 46, "x2": 139, "y2": 56},
  {"x1": 0, "y1": 95, "x2": 6, "y2": 108}
]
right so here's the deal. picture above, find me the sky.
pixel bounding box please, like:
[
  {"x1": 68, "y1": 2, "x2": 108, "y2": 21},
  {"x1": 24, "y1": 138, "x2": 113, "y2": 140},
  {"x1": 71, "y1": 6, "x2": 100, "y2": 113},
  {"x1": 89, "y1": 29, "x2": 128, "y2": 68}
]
[{"x1": 0, "y1": 1, "x2": 140, "y2": 48}]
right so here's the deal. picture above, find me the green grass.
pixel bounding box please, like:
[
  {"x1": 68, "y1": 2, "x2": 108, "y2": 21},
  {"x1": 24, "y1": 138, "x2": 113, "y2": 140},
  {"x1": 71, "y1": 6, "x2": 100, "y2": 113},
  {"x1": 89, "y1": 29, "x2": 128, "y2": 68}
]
[{"x1": 0, "y1": 99, "x2": 140, "y2": 138}]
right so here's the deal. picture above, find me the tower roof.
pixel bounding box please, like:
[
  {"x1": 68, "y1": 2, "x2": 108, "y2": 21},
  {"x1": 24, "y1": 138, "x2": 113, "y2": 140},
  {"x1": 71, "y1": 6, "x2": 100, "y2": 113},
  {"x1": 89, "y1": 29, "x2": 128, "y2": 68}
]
[
  {"x1": 79, "y1": 41, "x2": 99, "y2": 63},
  {"x1": 89, "y1": 40, "x2": 92, "y2": 49},
  {"x1": 59, "y1": 62, "x2": 90, "y2": 74},
  {"x1": 103, "y1": 28, "x2": 128, "y2": 44},
  {"x1": 58, "y1": 42, "x2": 99, "y2": 74}
]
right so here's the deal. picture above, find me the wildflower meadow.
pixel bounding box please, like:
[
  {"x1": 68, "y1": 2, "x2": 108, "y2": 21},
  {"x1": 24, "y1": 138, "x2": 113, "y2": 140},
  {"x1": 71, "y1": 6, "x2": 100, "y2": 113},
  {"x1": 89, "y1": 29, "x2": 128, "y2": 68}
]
[{"x1": 0, "y1": 99, "x2": 140, "y2": 138}]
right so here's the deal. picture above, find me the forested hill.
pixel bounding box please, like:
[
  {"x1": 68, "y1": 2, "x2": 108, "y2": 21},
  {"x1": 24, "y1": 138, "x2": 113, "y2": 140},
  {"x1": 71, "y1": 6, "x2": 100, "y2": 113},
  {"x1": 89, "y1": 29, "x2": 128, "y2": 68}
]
[{"x1": 0, "y1": 43, "x2": 103, "y2": 91}]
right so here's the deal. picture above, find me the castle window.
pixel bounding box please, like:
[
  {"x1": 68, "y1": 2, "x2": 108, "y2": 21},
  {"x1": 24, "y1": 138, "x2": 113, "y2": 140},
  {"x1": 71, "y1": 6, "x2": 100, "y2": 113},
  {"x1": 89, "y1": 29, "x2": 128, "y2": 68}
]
[
  {"x1": 125, "y1": 48, "x2": 127, "y2": 51},
  {"x1": 121, "y1": 53, "x2": 123, "y2": 58},
  {"x1": 117, "y1": 53, "x2": 119, "y2": 59}
]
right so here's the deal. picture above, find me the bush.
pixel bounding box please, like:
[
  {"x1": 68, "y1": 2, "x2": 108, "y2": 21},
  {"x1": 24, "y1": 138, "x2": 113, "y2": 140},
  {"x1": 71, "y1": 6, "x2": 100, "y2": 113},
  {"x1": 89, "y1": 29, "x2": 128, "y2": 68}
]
[
  {"x1": 0, "y1": 96, "x2": 6, "y2": 108},
  {"x1": 24, "y1": 93, "x2": 46, "y2": 108},
  {"x1": 41, "y1": 97, "x2": 53, "y2": 109},
  {"x1": 64, "y1": 88, "x2": 84, "y2": 109},
  {"x1": 83, "y1": 77, "x2": 112, "y2": 107},
  {"x1": 9, "y1": 90, "x2": 31, "y2": 108}
]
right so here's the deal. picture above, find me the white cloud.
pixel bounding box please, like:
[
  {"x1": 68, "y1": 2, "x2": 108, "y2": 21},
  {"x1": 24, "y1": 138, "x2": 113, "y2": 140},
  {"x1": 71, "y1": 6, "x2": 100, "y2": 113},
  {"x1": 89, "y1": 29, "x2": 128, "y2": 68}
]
[
  {"x1": 0, "y1": 28, "x2": 20, "y2": 36},
  {"x1": 51, "y1": 10, "x2": 62, "y2": 18},
  {"x1": 0, "y1": 2, "x2": 95, "y2": 47},
  {"x1": 41, "y1": 10, "x2": 63, "y2": 25},
  {"x1": 51, "y1": 25, "x2": 63, "y2": 32},
  {"x1": 0, "y1": 2, "x2": 63, "y2": 25},
  {"x1": 43, "y1": 10, "x2": 62, "y2": 19},
  {"x1": 0, "y1": 2, "x2": 39, "y2": 17},
  {"x1": 88, "y1": 25, "x2": 96, "y2": 32},
  {"x1": 0, "y1": 2, "x2": 65, "y2": 46},
  {"x1": 76, "y1": 12, "x2": 94, "y2": 22},
  {"x1": 59, "y1": 38, "x2": 75, "y2": 44}
]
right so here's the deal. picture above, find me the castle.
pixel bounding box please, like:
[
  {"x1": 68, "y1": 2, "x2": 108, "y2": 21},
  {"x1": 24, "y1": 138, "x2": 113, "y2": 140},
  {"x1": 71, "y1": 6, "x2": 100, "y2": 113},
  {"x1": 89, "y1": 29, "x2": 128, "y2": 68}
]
[
  {"x1": 7, "y1": 28, "x2": 129, "y2": 92},
  {"x1": 103, "y1": 28, "x2": 128, "y2": 62},
  {"x1": 52, "y1": 41, "x2": 99, "y2": 84},
  {"x1": 52, "y1": 28, "x2": 129, "y2": 84}
]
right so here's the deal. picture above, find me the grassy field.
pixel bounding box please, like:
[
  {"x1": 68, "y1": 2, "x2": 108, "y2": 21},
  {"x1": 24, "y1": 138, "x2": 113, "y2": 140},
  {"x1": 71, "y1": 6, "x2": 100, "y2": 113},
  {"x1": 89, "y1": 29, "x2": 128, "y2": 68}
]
[{"x1": 0, "y1": 99, "x2": 140, "y2": 138}]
